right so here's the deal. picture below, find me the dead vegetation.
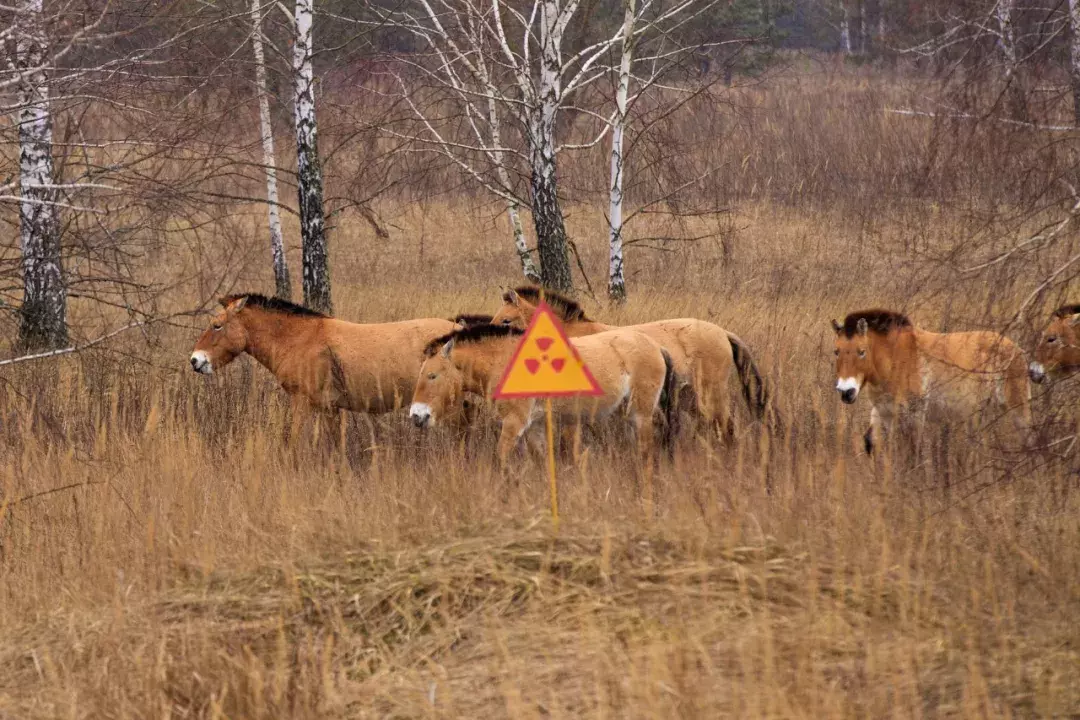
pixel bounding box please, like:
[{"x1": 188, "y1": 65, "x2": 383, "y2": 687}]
[{"x1": 3, "y1": 62, "x2": 1080, "y2": 717}]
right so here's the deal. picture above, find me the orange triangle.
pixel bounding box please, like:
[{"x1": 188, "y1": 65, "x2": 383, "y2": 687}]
[{"x1": 492, "y1": 301, "x2": 603, "y2": 399}]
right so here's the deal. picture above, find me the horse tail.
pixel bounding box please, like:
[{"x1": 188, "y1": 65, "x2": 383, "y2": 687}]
[
  {"x1": 727, "y1": 332, "x2": 768, "y2": 422},
  {"x1": 659, "y1": 348, "x2": 679, "y2": 453}
]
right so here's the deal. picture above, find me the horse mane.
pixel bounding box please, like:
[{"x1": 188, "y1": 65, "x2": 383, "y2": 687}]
[
  {"x1": 424, "y1": 324, "x2": 524, "y2": 357},
  {"x1": 451, "y1": 313, "x2": 494, "y2": 328},
  {"x1": 223, "y1": 293, "x2": 327, "y2": 318},
  {"x1": 508, "y1": 285, "x2": 589, "y2": 321},
  {"x1": 839, "y1": 309, "x2": 912, "y2": 338},
  {"x1": 1053, "y1": 304, "x2": 1080, "y2": 318}
]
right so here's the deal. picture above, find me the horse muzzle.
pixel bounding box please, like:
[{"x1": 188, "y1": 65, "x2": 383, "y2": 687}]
[
  {"x1": 836, "y1": 377, "x2": 860, "y2": 404},
  {"x1": 409, "y1": 402, "x2": 433, "y2": 429},
  {"x1": 1028, "y1": 361, "x2": 1047, "y2": 384},
  {"x1": 190, "y1": 351, "x2": 212, "y2": 375}
]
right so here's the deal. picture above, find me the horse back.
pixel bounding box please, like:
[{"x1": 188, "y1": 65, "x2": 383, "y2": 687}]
[
  {"x1": 625, "y1": 318, "x2": 734, "y2": 379},
  {"x1": 553, "y1": 329, "x2": 667, "y2": 414},
  {"x1": 321, "y1": 317, "x2": 458, "y2": 412}
]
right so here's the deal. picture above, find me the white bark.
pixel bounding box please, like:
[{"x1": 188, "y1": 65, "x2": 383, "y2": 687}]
[
  {"x1": 1070, "y1": 0, "x2": 1080, "y2": 124},
  {"x1": 251, "y1": 0, "x2": 291, "y2": 300},
  {"x1": 607, "y1": 0, "x2": 635, "y2": 303},
  {"x1": 530, "y1": 0, "x2": 575, "y2": 292},
  {"x1": 15, "y1": 0, "x2": 67, "y2": 350},
  {"x1": 840, "y1": 2, "x2": 853, "y2": 54},
  {"x1": 995, "y1": 0, "x2": 1027, "y2": 121},
  {"x1": 292, "y1": 0, "x2": 330, "y2": 313}
]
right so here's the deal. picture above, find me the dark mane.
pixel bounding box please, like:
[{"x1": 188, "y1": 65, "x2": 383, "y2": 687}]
[
  {"x1": 223, "y1": 293, "x2": 327, "y2": 318},
  {"x1": 509, "y1": 285, "x2": 589, "y2": 321},
  {"x1": 451, "y1": 313, "x2": 494, "y2": 328},
  {"x1": 424, "y1": 324, "x2": 524, "y2": 357},
  {"x1": 840, "y1": 309, "x2": 912, "y2": 337},
  {"x1": 1053, "y1": 304, "x2": 1080, "y2": 318}
]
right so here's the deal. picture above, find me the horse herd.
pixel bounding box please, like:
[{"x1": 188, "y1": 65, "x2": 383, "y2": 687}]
[{"x1": 189, "y1": 288, "x2": 1080, "y2": 465}]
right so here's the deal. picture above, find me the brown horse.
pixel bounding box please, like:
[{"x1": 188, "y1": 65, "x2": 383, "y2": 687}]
[
  {"x1": 190, "y1": 294, "x2": 458, "y2": 415},
  {"x1": 1029, "y1": 304, "x2": 1080, "y2": 383},
  {"x1": 488, "y1": 286, "x2": 768, "y2": 437},
  {"x1": 409, "y1": 324, "x2": 676, "y2": 467},
  {"x1": 832, "y1": 309, "x2": 1031, "y2": 454}
]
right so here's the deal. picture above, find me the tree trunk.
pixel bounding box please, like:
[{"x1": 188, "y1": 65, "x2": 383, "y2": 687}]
[
  {"x1": 1070, "y1": 0, "x2": 1080, "y2": 125},
  {"x1": 996, "y1": 0, "x2": 1028, "y2": 122},
  {"x1": 607, "y1": 0, "x2": 635, "y2": 304},
  {"x1": 530, "y1": 0, "x2": 574, "y2": 293},
  {"x1": 853, "y1": 0, "x2": 864, "y2": 55},
  {"x1": 483, "y1": 88, "x2": 540, "y2": 282},
  {"x1": 840, "y1": 2, "x2": 852, "y2": 55},
  {"x1": 16, "y1": 0, "x2": 67, "y2": 351},
  {"x1": 529, "y1": 126, "x2": 573, "y2": 293},
  {"x1": 252, "y1": 0, "x2": 291, "y2": 300},
  {"x1": 293, "y1": 0, "x2": 331, "y2": 313}
]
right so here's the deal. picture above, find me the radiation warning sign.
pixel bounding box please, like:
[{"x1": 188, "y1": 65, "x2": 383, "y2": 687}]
[{"x1": 492, "y1": 301, "x2": 603, "y2": 399}]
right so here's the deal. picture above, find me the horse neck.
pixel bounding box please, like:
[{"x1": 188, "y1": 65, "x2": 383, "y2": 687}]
[
  {"x1": 240, "y1": 308, "x2": 321, "y2": 376},
  {"x1": 454, "y1": 340, "x2": 515, "y2": 395},
  {"x1": 870, "y1": 328, "x2": 919, "y2": 391}
]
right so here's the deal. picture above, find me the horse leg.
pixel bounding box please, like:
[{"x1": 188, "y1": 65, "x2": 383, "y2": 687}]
[{"x1": 497, "y1": 404, "x2": 532, "y2": 473}]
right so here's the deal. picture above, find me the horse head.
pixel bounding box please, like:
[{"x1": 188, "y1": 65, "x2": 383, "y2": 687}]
[
  {"x1": 1031, "y1": 306, "x2": 1080, "y2": 383},
  {"x1": 409, "y1": 338, "x2": 466, "y2": 428},
  {"x1": 190, "y1": 296, "x2": 250, "y2": 375},
  {"x1": 832, "y1": 317, "x2": 871, "y2": 404}
]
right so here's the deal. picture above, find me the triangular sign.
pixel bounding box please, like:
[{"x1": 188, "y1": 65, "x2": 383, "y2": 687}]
[{"x1": 492, "y1": 300, "x2": 603, "y2": 399}]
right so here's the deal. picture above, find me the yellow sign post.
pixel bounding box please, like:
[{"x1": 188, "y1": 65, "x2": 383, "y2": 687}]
[{"x1": 492, "y1": 299, "x2": 602, "y2": 527}]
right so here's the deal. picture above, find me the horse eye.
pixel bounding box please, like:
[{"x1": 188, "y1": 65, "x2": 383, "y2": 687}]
[
  {"x1": 1047, "y1": 336, "x2": 1058, "y2": 344},
  {"x1": 833, "y1": 349, "x2": 839, "y2": 356},
  {"x1": 212, "y1": 324, "x2": 223, "y2": 331},
  {"x1": 501, "y1": 318, "x2": 512, "y2": 325},
  {"x1": 427, "y1": 373, "x2": 437, "y2": 380},
  {"x1": 857, "y1": 349, "x2": 866, "y2": 358}
]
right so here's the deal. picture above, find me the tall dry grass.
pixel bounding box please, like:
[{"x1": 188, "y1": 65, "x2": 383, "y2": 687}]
[{"x1": 1, "y1": 193, "x2": 1079, "y2": 718}]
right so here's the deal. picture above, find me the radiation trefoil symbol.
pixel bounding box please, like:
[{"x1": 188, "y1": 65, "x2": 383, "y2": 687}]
[{"x1": 492, "y1": 301, "x2": 603, "y2": 399}]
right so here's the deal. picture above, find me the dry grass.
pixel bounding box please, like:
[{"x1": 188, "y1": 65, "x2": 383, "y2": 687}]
[{"x1": 1, "y1": 192, "x2": 1079, "y2": 718}]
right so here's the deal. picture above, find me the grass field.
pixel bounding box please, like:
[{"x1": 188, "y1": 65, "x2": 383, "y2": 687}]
[{"x1": 1, "y1": 191, "x2": 1079, "y2": 718}]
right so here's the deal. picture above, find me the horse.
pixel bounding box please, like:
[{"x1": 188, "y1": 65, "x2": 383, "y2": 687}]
[
  {"x1": 408, "y1": 324, "x2": 677, "y2": 468},
  {"x1": 831, "y1": 309, "x2": 1031, "y2": 455},
  {"x1": 488, "y1": 286, "x2": 769, "y2": 439},
  {"x1": 1029, "y1": 304, "x2": 1080, "y2": 384},
  {"x1": 190, "y1": 293, "x2": 459, "y2": 416}
]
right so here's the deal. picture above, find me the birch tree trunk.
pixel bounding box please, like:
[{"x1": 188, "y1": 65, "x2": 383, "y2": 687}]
[
  {"x1": 607, "y1": 0, "x2": 635, "y2": 304},
  {"x1": 483, "y1": 93, "x2": 540, "y2": 282},
  {"x1": 852, "y1": 0, "x2": 864, "y2": 55},
  {"x1": 530, "y1": 0, "x2": 574, "y2": 293},
  {"x1": 251, "y1": 0, "x2": 291, "y2": 300},
  {"x1": 292, "y1": 0, "x2": 331, "y2": 313},
  {"x1": 840, "y1": 2, "x2": 853, "y2": 55},
  {"x1": 15, "y1": 0, "x2": 67, "y2": 351},
  {"x1": 995, "y1": 0, "x2": 1028, "y2": 122},
  {"x1": 1070, "y1": 0, "x2": 1080, "y2": 125}
]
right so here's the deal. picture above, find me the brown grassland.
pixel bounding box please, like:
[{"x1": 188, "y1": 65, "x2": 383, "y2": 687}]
[{"x1": 2, "y1": 67, "x2": 1080, "y2": 718}]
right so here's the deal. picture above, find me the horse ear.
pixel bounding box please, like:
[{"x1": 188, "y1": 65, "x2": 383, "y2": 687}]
[
  {"x1": 230, "y1": 296, "x2": 248, "y2": 313},
  {"x1": 856, "y1": 318, "x2": 868, "y2": 336},
  {"x1": 440, "y1": 337, "x2": 455, "y2": 358},
  {"x1": 1069, "y1": 313, "x2": 1080, "y2": 327},
  {"x1": 831, "y1": 319, "x2": 842, "y2": 335},
  {"x1": 503, "y1": 289, "x2": 520, "y2": 307}
]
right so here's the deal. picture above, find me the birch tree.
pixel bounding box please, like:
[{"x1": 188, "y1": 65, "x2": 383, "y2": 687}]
[
  {"x1": 995, "y1": 0, "x2": 1028, "y2": 122},
  {"x1": 251, "y1": 0, "x2": 292, "y2": 300},
  {"x1": 12, "y1": 0, "x2": 67, "y2": 351},
  {"x1": 1070, "y1": 0, "x2": 1080, "y2": 124},
  {"x1": 293, "y1": 0, "x2": 331, "y2": 313},
  {"x1": 607, "y1": 0, "x2": 635, "y2": 303},
  {"x1": 377, "y1": 0, "x2": 717, "y2": 293}
]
